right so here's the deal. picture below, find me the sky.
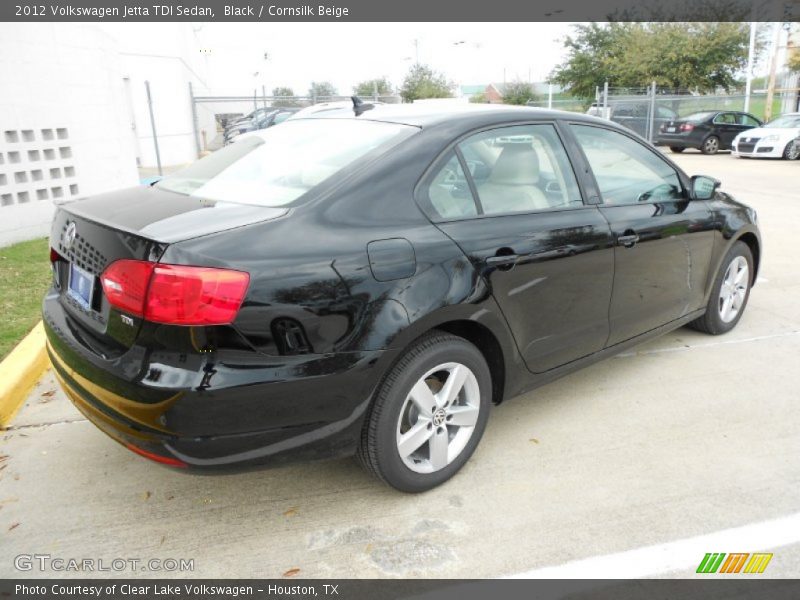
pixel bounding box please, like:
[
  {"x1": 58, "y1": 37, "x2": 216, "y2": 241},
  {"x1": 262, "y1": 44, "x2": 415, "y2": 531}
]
[{"x1": 194, "y1": 22, "x2": 577, "y2": 96}]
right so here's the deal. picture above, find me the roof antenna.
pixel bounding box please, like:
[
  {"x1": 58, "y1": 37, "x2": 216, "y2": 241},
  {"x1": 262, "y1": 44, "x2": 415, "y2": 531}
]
[{"x1": 351, "y1": 95, "x2": 374, "y2": 116}]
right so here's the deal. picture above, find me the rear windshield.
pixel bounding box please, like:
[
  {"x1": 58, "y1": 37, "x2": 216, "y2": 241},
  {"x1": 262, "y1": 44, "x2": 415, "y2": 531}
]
[
  {"x1": 682, "y1": 112, "x2": 715, "y2": 123},
  {"x1": 157, "y1": 119, "x2": 417, "y2": 207}
]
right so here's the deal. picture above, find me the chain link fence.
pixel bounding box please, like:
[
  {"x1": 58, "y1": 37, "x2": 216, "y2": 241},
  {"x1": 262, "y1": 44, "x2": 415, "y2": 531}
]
[{"x1": 527, "y1": 80, "x2": 800, "y2": 143}]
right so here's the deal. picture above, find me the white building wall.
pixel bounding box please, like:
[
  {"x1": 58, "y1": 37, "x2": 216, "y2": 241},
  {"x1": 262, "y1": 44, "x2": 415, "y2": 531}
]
[
  {"x1": 0, "y1": 23, "x2": 214, "y2": 247},
  {"x1": 105, "y1": 23, "x2": 217, "y2": 168},
  {"x1": 0, "y1": 23, "x2": 139, "y2": 246}
]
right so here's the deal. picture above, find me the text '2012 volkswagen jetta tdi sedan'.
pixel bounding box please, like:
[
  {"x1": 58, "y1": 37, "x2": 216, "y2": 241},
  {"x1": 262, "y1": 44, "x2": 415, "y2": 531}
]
[{"x1": 44, "y1": 102, "x2": 760, "y2": 492}]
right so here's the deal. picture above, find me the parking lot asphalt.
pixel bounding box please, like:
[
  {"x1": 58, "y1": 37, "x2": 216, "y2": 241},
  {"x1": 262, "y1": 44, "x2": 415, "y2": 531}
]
[{"x1": 1, "y1": 153, "x2": 798, "y2": 579}]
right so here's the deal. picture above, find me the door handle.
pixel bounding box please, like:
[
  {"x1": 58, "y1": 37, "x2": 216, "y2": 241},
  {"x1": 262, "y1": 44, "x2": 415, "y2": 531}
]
[
  {"x1": 617, "y1": 233, "x2": 640, "y2": 248},
  {"x1": 486, "y1": 254, "x2": 520, "y2": 268}
]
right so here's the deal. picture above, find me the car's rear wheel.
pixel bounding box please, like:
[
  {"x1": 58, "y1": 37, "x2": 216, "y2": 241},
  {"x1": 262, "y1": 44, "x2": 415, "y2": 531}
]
[
  {"x1": 783, "y1": 140, "x2": 800, "y2": 160},
  {"x1": 689, "y1": 241, "x2": 753, "y2": 335},
  {"x1": 701, "y1": 135, "x2": 720, "y2": 155},
  {"x1": 669, "y1": 146, "x2": 685, "y2": 153},
  {"x1": 357, "y1": 331, "x2": 491, "y2": 492}
]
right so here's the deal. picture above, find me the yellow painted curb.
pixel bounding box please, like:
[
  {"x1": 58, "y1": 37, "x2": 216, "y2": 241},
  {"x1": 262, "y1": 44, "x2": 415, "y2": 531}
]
[{"x1": 0, "y1": 321, "x2": 49, "y2": 428}]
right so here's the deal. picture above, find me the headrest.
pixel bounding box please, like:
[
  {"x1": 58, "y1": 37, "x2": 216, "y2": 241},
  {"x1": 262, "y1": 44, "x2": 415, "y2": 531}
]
[{"x1": 488, "y1": 144, "x2": 540, "y2": 185}]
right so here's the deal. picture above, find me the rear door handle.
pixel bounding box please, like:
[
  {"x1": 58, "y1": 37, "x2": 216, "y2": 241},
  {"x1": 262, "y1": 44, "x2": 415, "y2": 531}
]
[
  {"x1": 485, "y1": 254, "x2": 520, "y2": 267},
  {"x1": 617, "y1": 233, "x2": 640, "y2": 247}
]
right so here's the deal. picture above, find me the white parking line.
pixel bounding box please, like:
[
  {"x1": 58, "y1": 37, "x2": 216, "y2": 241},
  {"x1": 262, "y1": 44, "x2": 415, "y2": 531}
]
[
  {"x1": 616, "y1": 330, "x2": 800, "y2": 358},
  {"x1": 503, "y1": 512, "x2": 800, "y2": 579}
]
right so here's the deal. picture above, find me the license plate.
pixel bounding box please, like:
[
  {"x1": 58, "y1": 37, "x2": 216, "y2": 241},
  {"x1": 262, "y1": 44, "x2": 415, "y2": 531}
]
[
  {"x1": 68, "y1": 263, "x2": 95, "y2": 309},
  {"x1": 666, "y1": 127, "x2": 676, "y2": 133}
]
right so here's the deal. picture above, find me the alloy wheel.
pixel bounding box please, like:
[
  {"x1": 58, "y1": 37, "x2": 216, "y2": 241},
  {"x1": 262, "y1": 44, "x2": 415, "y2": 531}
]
[
  {"x1": 718, "y1": 256, "x2": 749, "y2": 323},
  {"x1": 704, "y1": 137, "x2": 719, "y2": 154},
  {"x1": 395, "y1": 362, "x2": 481, "y2": 474}
]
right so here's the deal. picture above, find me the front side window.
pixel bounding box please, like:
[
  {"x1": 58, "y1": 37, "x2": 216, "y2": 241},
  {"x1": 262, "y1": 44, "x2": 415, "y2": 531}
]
[
  {"x1": 456, "y1": 124, "x2": 582, "y2": 216},
  {"x1": 157, "y1": 119, "x2": 417, "y2": 207},
  {"x1": 571, "y1": 124, "x2": 684, "y2": 206}
]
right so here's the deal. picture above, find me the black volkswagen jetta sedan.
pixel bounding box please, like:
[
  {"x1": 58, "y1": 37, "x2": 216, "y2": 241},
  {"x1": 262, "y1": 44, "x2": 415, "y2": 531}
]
[
  {"x1": 44, "y1": 103, "x2": 760, "y2": 492},
  {"x1": 657, "y1": 110, "x2": 763, "y2": 155}
]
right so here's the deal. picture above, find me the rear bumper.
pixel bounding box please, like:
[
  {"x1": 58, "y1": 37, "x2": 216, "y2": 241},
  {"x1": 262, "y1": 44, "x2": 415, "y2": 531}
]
[
  {"x1": 44, "y1": 295, "x2": 393, "y2": 470},
  {"x1": 655, "y1": 134, "x2": 697, "y2": 148}
]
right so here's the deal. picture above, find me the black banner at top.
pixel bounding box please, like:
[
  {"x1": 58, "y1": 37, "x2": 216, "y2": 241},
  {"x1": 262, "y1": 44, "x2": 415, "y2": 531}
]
[{"x1": 1, "y1": 0, "x2": 799, "y2": 22}]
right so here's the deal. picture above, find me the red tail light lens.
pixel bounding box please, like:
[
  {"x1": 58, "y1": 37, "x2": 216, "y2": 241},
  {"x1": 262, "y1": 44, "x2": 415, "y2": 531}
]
[
  {"x1": 100, "y1": 260, "x2": 249, "y2": 326},
  {"x1": 680, "y1": 123, "x2": 694, "y2": 132},
  {"x1": 146, "y1": 264, "x2": 249, "y2": 325},
  {"x1": 50, "y1": 248, "x2": 64, "y2": 263},
  {"x1": 101, "y1": 260, "x2": 155, "y2": 317}
]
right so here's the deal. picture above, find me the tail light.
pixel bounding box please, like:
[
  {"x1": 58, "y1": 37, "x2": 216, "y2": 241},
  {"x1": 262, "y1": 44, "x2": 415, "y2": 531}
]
[
  {"x1": 100, "y1": 260, "x2": 249, "y2": 326},
  {"x1": 680, "y1": 123, "x2": 694, "y2": 132},
  {"x1": 50, "y1": 248, "x2": 64, "y2": 263}
]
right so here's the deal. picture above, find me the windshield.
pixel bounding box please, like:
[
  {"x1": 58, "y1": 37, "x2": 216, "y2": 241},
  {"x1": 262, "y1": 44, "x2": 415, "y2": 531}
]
[
  {"x1": 157, "y1": 119, "x2": 416, "y2": 207},
  {"x1": 765, "y1": 115, "x2": 800, "y2": 128}
]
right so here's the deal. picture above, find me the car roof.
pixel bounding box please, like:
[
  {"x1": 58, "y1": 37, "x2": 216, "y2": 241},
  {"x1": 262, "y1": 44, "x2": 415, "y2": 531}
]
[{"x1": 290, "y1": 102, "x2": 604, "y2": 129}]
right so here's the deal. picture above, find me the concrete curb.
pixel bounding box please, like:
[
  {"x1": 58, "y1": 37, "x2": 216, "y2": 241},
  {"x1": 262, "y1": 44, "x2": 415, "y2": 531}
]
[{"x1": 0, "y1": 321, "x2": 48, "y2": 428}]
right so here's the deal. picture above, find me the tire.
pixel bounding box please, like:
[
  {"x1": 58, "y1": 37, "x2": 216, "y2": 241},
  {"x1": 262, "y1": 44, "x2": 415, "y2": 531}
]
[
  {"x1": 669, "y1": 147, "x2": 685, "y2": 153},
  {"x1": 701, "y1": 135, "x2": 720, "y2": 155},
  {"x1": 357, "y1": 331, "x2": 491, "y2": 493},
  {"x1": 782, "y1": 140, "x2": 800, "y2": 160},
  {"x1": 688, "y1": 241, "x2": 754, "y2": 335}
]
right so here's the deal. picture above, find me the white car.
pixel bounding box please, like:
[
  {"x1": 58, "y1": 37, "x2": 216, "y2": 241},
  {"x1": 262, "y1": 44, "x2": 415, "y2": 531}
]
[{"x1": 731, "y1": 112, "x2": 800, "y2": 160}]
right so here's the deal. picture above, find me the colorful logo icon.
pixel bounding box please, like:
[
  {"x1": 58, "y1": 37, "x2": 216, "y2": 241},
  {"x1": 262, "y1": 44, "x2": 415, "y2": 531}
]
[{"x1": 696, "y1": 553, "x2": 773, "y2": 574}]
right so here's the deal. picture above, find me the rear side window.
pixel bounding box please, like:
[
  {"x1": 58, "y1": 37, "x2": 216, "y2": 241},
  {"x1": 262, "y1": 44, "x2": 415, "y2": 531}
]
[
  {"x1": 427, "y1": 153, "x2": 478, "y2": 220},
  {"x1": 157, "y1": 119, "x2": 416, "y2": 207},
  {"x1": 423, "y1": 123, "x2": 583, "y2": 220},
  {"x1": 459, "y1": 124, "x2": 582, "y2": 215},
  {"x1": 738, "y1": 114, "x2": 760, "y2": 127},
  {"x1": 572, "y1": 124, "x2": 684, "y2": 206}
]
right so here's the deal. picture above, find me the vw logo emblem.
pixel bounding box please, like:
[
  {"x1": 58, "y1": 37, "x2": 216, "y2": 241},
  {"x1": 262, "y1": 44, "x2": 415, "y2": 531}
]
[
  {"x1": 64, "y1": 221, "x2": 77, "y2": 251},
  {"x1": 432, "y1": 408, "x2": 447, "y2": 427}
]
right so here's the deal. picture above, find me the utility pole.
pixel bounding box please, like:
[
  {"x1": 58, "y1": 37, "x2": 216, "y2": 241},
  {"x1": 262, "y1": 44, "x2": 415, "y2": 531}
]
[
  {"x1": 764, "y1": 23, "x2": 783, "y2": 122},
  {"x1": 744, "y1": 22, "x2": 757, "y2": 113},
  {"x1": 144, "y1": 81, "x2": 162, "y2": 176}
]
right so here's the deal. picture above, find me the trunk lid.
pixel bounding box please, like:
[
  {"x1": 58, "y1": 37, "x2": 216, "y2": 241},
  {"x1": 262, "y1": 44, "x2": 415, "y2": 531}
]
[{"x1": 48, "y1": 186, "x2": 286, "y2": 354}]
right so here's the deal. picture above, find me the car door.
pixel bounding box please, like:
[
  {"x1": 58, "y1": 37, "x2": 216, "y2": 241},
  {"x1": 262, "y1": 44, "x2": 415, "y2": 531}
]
[
  {"x1": 567, "y1": 123, "x2": 715, "y2": 346},
  {"x1": 713, "y1": 112, "x2": 740, "y2": 148},
  {"x1": 419, "y1": 122, "x2": 615, "y2": 373},
  {"x1": 735, "y1": 113, "x2": 762, "y2": 136}
]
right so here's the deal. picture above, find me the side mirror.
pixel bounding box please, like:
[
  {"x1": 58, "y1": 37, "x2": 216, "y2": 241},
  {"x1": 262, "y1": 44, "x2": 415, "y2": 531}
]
[{"x1": 691, "y1": 175, "x2": 721, "y2": 200}]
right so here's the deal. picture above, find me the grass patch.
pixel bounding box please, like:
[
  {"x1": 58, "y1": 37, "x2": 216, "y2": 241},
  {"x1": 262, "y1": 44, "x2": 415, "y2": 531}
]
[{"x1": 0, "y1": 238, "x2": 51, "y2": 360}]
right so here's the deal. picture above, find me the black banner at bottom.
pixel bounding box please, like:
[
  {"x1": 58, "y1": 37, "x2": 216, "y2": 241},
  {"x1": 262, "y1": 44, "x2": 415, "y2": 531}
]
[{"x1": 3, "y1": 579, "x2": 800, "y2": 600}]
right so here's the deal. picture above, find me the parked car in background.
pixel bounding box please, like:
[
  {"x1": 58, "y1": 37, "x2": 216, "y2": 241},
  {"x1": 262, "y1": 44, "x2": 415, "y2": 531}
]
[
  {"x1": 731, "y1": 113, "x2": 800, "y2": 160},
  {"x1": 657, "y1": 111, "x2": 763, "y2": 155},
  {"x1": 609, "y1": 101, "x2": 677, "y2": 139},
  {"x1": 44, "y1": 104, "x2": 760, "y2": 492},
  {"x1": 224, "y1": 108, "x2": 299, "y2": 144}
]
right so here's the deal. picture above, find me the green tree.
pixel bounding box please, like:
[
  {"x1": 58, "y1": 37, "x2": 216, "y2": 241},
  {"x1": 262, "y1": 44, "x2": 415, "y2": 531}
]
[
  {"x1": 469, "y1": 92, "x2": 488, "y2": 103},
  {"x1": 502, "y1": 81, "x2": 538, "y2": 105},
  {"x1": 353, "y1": 77, "x2": 394, "y2": 98},
  {"x1": 308, "y1": 81, "x2": 338, "y2": 100},
  {"x1": 399, "y1": 64, "x2": 454, "y2": 103},
  {"x1": 551, "y1": 22, "x2": 753, "y2": 98},
  {"x1": 271, "y1": 86, "x2": 301, "y2": 107},
  {"x1": 789, "y1": 51, "x2": 800, "y2": 73}
]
